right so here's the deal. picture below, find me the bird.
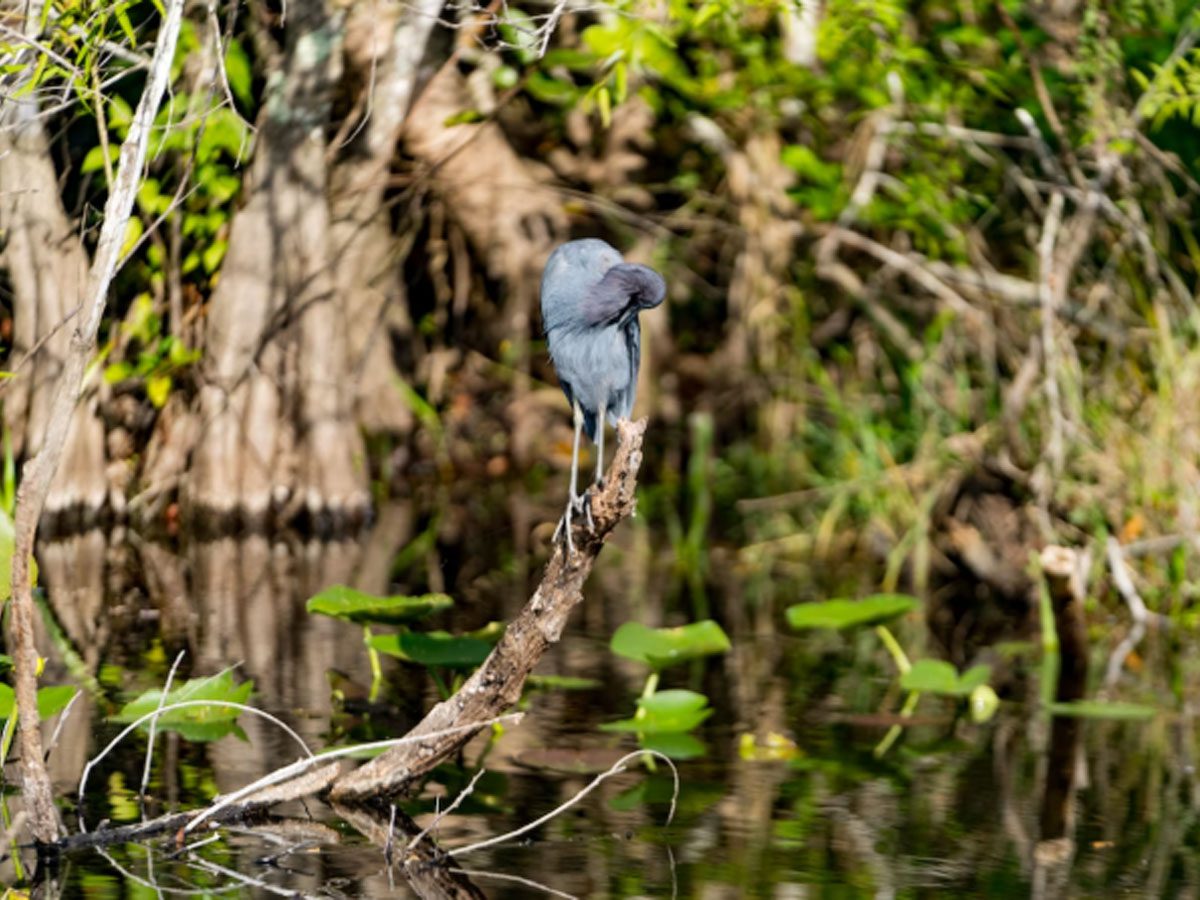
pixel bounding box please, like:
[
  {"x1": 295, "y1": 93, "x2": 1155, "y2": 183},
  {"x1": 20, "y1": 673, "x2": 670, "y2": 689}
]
[{"x1": 540, "y1": 239, "x2": 667, "y2": 554}]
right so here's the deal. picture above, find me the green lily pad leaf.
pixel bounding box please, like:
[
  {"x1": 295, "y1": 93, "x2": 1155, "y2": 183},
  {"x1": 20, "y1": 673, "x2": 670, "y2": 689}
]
[
  {"x1": 600, "y1": 689, "x2": 713, "y2": 734},
  {"x1": 1047, "y1": 700, "x2": 1157, "y2": 720},
  {"x1": 112, "y1": 672, "x2": 254, "y2": 742},
  {"x1": 610, "y1": 620, "x2": 731, "y2": 670},
  {"x1": 0, "y1": 683, "x2": 77, "y2": 719},
  {"x1": 305, "y1": 585, "x2": 453, "y2": 625},
  {"x1": 786, "y1": 594, "x2": 919, "y2": 630},
  {"x1": 639, "y1": 731, "x2": 707, "y2": 759},
  {"x1": 900, "y1": 659, "x2": 958, "y2": 694},
  {"x1": 958, "y1": 664, "x2": 992, "y2": 694},
  {"x1": 900, "y1": 659, "x2": 992, "y2": 697},
  {"x1": 369, "y1": 631, "x2": 492, "y2": 669}
]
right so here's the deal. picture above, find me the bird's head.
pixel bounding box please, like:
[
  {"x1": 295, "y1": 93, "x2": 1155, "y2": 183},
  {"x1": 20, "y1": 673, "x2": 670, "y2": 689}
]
[{"x1": 541, "y1": 239, "x2": 666, "y2": 333}]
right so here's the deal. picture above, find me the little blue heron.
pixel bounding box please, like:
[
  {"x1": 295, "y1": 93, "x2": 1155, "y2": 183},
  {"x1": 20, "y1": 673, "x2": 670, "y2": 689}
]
[{"x1": 540, "y1": 239, "x2": 667, "y2": 553}]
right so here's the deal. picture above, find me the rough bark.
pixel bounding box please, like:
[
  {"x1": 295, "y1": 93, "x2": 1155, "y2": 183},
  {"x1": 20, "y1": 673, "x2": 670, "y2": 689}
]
[
  {"x1": 5, "y1": 0, "x2": 186, "y2": 844},
  {"x1": 0, "y1": 74, "x2": 107, "y2": 519},
  {"x1": 330, "y1": 0, "x2": 444, "y2": 435},
  {"x1": 330, "y1": 418, "x2": 646, "y2": 801},
  {"x1": 189, "y1": 0, "x2": 369, "y2": 525}
]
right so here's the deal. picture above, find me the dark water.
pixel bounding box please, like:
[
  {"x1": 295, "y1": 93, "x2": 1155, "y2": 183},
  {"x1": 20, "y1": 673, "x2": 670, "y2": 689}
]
[{"x1": 11, "y1": 513, "x2": 1192, "y2": 898}]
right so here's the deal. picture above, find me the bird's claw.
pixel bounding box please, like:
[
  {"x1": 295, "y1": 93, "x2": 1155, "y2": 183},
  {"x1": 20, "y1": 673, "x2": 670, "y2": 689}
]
[{"x1": 554, "y1": 492, "x2": 593, "y2": 555}]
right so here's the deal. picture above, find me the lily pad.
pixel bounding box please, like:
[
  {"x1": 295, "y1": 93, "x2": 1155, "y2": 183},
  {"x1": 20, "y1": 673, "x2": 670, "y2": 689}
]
[
  {"x1": 786, "y1": 594, "x2": 919, "y2": 630},
  {"x1": 610, "y1": 620, "x2": 731, "y2": 670},
  {"x1": 900, "y1": 660, "x2": 992, "y2": 697},
  {"x1": 1047, "y1": 700, "x2": 1157, "y2": 720},
  {"x1": 369, "y1": 631, "x2": 492, "y2": 669},
  {"x1": 639, "y1": 731, "x2": 707, "y2": 759},
  {"x1": 600, "y1": 689, "x2": 713, "y2": 734},
  {"x1": 0, "y1": 683, "x2": 76, "y2": 719},
  {"x1": 112, "y1": 671, "x2": 254, "y2": 742},
  {"x1": 306, "y1": 585, "x2": 453, "y2": 625}
]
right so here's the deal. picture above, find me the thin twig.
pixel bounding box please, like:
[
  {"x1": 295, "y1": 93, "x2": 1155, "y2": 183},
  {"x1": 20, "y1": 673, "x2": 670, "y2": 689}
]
[
  {"x1": 450, "y1": 750, "x2": 679, "y2": 856},
  {"x1": 407, "y1": 767, "x2": 487, "y2": 851},
  {"x1": 140, "y1": 649, "x2": 186, "y2": 801}
]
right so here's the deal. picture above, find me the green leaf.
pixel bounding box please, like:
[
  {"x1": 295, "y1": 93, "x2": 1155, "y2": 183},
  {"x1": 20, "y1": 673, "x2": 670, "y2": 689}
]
[
  {"x1": 82, "y1": 145, "x2": 119, "y2": 175},
  {"x1": 223, "y1": 39, "x2": 253, "y2": 107},
  {"x1": 1047, "y1": 700, "x2": 1157, "y2": 720},
  {"x1": 369, "y1": 631, "x2": 492, "y2": 669},
  {"x1": 610, "y1": 620, "x2": 731, "y2": 670},
  {"x1": 443, "y1": 110, "x2": 485, "y2": 127},
  {"x1": 305, "y1": 585, "x2": 453, "y2": 625},
  {"x1": 35, "y1": 685, "x2": 77, "y2": 719},
  {"x1": 202, "y1": 238, "x2": 227, "y2": 274},
  {"x1": 146, "y1": 374, "x2": 172, "y2": 409},
  {"x1": 497, "y1": 8, "x2": 539, "y2": 64},
  {"x1": 639, "y1": 731, "x2": 706, "y2": 759},
  {"x1": 0, "y1": 507, "x2": 36, "y2": 602},
  {"x1": 0, "y1": 683, "x2": 75, "y2": 719},
  {"x1": 600, "y1": 689, "x2": 713, "y2": 734},
  {"x1": 786, "y1": 594, "x2": 919, "y2": 630},
  {"x1": 120, "y1": 216, "x2": 143, "y2": 259},
  {"x1": 112, "y1": 672, "x2": 254, "y2": 741},
  {"x1": 900, "y1": 659, "x2": 992, "y2": 697},
  {"x1": 900, "y1": 659, "x2": 959, "y2": 694}
]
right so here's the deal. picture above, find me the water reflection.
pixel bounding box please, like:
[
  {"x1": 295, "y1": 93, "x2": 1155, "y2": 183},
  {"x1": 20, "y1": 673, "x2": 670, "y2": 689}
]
[{"x1": 14, "y1": 511, "x2": 1200, "y2": 897}]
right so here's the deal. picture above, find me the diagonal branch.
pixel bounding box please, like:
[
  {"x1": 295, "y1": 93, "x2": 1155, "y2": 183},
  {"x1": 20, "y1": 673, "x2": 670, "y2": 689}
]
[{"x1": 329, "y1": 418, "x2": 648, "y2": 801}]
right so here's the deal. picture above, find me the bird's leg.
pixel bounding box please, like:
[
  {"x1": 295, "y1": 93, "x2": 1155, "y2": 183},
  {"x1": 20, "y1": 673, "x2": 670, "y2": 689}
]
[
  {"x1": 553, "y1": 400, "x2": 589, "y2": 553},
  {"x1": 594, "y1": 407, "x2": 606, "y2": 490}
]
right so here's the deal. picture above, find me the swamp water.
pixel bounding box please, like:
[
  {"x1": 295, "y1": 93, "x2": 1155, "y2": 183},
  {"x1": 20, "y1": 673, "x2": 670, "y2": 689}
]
[{"x1": 10, "y1": 508, "x2": 1194, "y2": 898}]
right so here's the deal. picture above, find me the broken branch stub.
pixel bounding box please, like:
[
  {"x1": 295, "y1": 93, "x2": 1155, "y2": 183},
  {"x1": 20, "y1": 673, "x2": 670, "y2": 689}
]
[{"x1": 329, "y1": 418, "x2": 647, "y2": 801}]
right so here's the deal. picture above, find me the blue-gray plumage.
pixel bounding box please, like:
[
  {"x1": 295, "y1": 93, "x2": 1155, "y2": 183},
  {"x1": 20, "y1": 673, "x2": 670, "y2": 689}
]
[{"x1": 541, "y1": 238, "x2": 667, "y2": 552}]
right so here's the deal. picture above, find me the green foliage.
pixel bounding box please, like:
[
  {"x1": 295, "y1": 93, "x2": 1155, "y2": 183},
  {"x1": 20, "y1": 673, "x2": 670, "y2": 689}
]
[
  {"x1": 0, "y1": 683, "x2": 75, "y2": 719},
  {"x1": 899, "y1": 659, "x2": 991, "y2": 697},
  {"x1": 305, "y1": 585, "x2": 454, "y2": 625},
  {"x1": 112, "y1": 671, "x2": 254, "y2": 742},
  {"x1": 368, "y1": 631, "x2": 494, "y2": 669},
  {"x1": 610, "y1": 619, "x2": 731, "y2": 669},
  {"x1": 786, "y1": 594, "x2": 919, "y2": 630},
  {"x1": 600, "y1": 689, "x2": 714, "y2": 734}
]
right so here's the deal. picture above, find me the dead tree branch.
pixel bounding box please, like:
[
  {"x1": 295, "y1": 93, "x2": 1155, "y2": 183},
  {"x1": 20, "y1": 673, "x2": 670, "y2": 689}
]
[
  {"x1": 329, "y1": 417, "x2": 647, "y2": 801},
  {"x1": 7, "y1": 0, "x2": 186, "y2": 844}
]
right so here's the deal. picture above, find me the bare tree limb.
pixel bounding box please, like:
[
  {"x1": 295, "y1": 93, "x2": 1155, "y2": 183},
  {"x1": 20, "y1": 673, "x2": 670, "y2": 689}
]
[
  {"x1": 7, "y1": 0, "x2": 186, "y2": 844},
  {"x1": 329, "y1": 418, "x2": 647, "y2": 801}
]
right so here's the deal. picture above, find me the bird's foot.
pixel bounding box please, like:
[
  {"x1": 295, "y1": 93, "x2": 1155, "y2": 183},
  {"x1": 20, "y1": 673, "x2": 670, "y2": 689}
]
[{"x1": 553, "y1": 492, "x2": 592, "y2": 555}]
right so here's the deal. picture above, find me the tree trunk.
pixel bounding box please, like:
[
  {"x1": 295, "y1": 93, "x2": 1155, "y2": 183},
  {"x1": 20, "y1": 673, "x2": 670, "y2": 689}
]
[
  {"x1": 0, "y1": 100, "x2": 108, "y2": 520},
  {"x1": 187, "y1": 0, "x2": 369, "y2": 526}
]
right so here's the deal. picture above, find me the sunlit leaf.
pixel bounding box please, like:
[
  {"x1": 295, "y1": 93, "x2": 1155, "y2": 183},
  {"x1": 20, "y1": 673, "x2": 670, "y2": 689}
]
[
  {"x1": 223, "y1": 38, "x2": 253, "y2": 107},
  {"x1": 443, "y1": 109, "x2": 485, "y2": 127},
  {"x1": 600, "y1": 689, "x2": 713, "y2": 734},
  {"x1": 786, "y1": 594, "x2": 919, "y2": 630},
  {"x1": 610, "y1": 620, "x2": 731, "y2": 670},
  {"x1": 112, "y1": 671, "x2": 254, "y2": 741},
  {"x1": 305, "y1": 585, "x2": 453, "y2": 625},
  {"x1": 900, "y1": 659, "x2": 992, "y2": 697},
  {"x1": 81, "y1": 144, "x2": 119, "y2": 175},
  {"x1": 0, "y1": 683, "x2": 76, "y2": 718},
  {"x1": 369, "y1": 631, "x2": 491, "y2": 669}
]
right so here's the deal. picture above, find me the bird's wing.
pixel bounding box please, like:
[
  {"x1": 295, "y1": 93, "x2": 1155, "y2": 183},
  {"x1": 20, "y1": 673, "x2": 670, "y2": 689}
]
[{"x1": 618, "y1": 317, "x2": 641, "y2": 422}]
